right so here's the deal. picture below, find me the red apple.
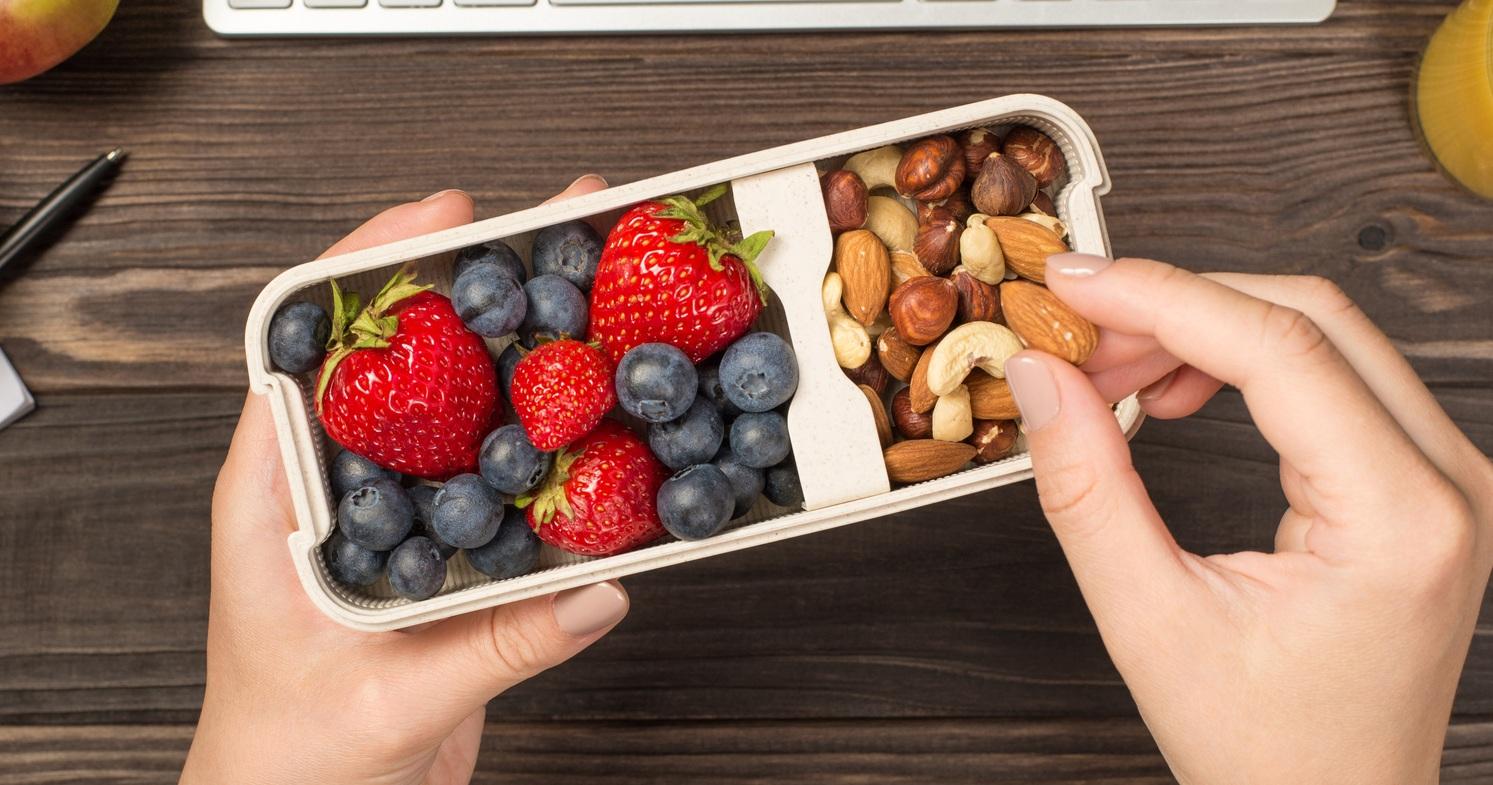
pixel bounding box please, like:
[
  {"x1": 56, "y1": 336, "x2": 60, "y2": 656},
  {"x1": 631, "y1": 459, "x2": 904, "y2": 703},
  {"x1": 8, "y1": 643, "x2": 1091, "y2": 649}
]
[{"x1": 0, "y1": 0, "x2": 118, "y2": 85}]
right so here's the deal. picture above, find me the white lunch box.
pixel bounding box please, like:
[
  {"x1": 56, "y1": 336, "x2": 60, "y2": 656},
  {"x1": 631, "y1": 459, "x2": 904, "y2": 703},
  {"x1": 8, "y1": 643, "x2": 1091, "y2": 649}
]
[{"x1": 244, "y1": 94, "x2": 1143, "y2": 631}]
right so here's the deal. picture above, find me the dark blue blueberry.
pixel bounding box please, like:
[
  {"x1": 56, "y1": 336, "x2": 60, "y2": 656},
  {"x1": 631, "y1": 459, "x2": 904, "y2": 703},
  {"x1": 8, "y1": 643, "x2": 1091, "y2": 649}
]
[
  {"x1": 454, "y1": 240, "x2": 527, "y2": 284},
  {"x1": 408, "y1": 485, "x2": 458, "y2": 559},
  {"x1": 649, "y1": 398, "x2": 724, "y2": 470},
  {"x1": 712, "y1": 447, "x2": 765, "y2": 519},
  {"x1": 323, "y1": 530, "x2": 388, "y2": 588},
  {"x1": 431, "y1": 474, "x2": 503, "y2": 549},
  {"x1": 268, "y1": 301, "x2": 330, "y2": 374},
  {"x1": 387, "y1": 536, "x2": 447, "y2": 600},
  {"x1": 656, "y1": 464, "x2": 734, "y2": 541},
  {"x1": 696, "y1": 359, "x2": 742, "y2": 420},
  {"x1": 728, "y1": 411, "x2": 791, "y2": 469},
  {"x1": 497, "y1": 342, "x2": 523, "y2": 399},
  {"x1": 337, "y1": 478, "x2": 415, "y2": 551},
  {"x1": 531, "y1": 220, "x2": 603, "y2": 291},
  {"x1": 479, "y1": 424, "x2": 552, "y2": 496},
  {"x1": 329, "y1": 449, "x2": 400, "y2": 500},
  {"x1": 464, "y1": 512, "x2": 542, "y2": 579},
  {"x1": 719, "y1": 332, "x2": 798, "y2": 414},
  {"x1": 520, "y1": 274, "x2": 588, "y2": 344},
  {"x1": 453, "y1": 264, "x2": 527, "y2": 338},
  {"x1": 616, "y1": 343, "x2": 697, "y2": 423},
  {"x1": 764, "y1": 460, "x2": 803, "y2": 509}
]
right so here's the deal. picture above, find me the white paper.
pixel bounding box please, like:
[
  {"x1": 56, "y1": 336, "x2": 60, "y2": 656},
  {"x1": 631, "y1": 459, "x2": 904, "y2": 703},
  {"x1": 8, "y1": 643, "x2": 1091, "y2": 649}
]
[{"x1": 0, "y1": 347, "x2": 35, "y2": 431}]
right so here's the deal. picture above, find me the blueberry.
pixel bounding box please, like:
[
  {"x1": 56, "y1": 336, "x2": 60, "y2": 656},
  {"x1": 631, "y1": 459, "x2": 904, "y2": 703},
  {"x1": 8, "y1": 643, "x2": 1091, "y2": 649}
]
[
  {"x1": 387, "y1": 536, "x2": 447, "y2": 600},
  {"x1": 432, "y1": 474, "x2": 503, "y2": 549},
  {"x1": 323, "y1": 530, "x2": 388, "y2": 588},
  {"x1": 649, "y1": 398, "x2": 724, "y2": 470},
  {"x1": 497, "y1": 342, "x2": 523, "y2": 399},
  {"x1": 453, "y1": 264, "x2": 527, "y2": 338},
  {"x1": 454, "y1": 240, "x2": 527, "y2": 284},
  {"x1": 712, "y1": 447, "x2": 765, "y2": 519},
  {"x1": 719, "y1": 332, "x2": 799, "y2": 413},
  {"x1": 408, "y1": 485, "x2": 458, "y2": 559},
  {"x1": 464, "y1": 512, "x2": 542, "y2": 579},
  {"x1": 728, "y1": 411, "x2": 791, "y2": 469},
  {"x1": 268, "y1": 301, "x2": 330, "y2": 374},
  {"x1": 520, "y1": 274, "x2": 588, "y2": 344},
  {"x1": 696, "y1": 359, "x2": 742, "y2": 420},
  {"x1": 479, "y1": 424, "x2": 552, "y2": 496},
  {"x1": 531, "y1": 220, "x2": 602, "y2": 291},
  {"x1": 329, "y1": 449, "x2": 400, "y2": 500},
  {"x1": 764, "y1": 460, "x2": 803, "y2": 509},
  {"x1": 616, "y1": 343, "x2": 697, "y2": 423},
  {"x1": 337, "y1": 478, "x2": 415, "y2": 551},
  {"x1": 657, "y1": 464, "x2": 735, "y2": 541}
]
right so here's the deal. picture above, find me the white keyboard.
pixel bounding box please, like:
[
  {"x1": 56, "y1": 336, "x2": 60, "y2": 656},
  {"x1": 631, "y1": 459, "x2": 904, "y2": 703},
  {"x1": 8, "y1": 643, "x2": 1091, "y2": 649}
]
[{"x1": 205, "y1": 0, "x2": 1336, "y2": 36}]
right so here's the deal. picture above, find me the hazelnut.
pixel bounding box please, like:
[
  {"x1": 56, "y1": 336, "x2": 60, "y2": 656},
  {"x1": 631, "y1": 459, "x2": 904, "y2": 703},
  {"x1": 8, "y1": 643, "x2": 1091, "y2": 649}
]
[
  {"x1": 876, "y1": 326, "x2": 922, "y2": 383},
  {"x1": 1031, "y1": 190, "x2": 1056, "y2": 217},
  {"x1": 894, "y1": 135, "x2": 966, "y2": 202},
  {"x1": 821, "y1": 170, "x2": 868, "y2": 234},
  {"x1": 891, "y1": 388, "x2": 933, "y2": 440},
  {"x1": 888, "y1": 276, "x2": 958, "y2": 347},
  {"x1": 970, "y1": 152, "x2": 1037, "y2": 217},
  {"x1": 913, "y1": 207, "x2": 961, "y2": 276},
  {"x1": 951, "y1": 266, "x2": 1001, "y2": 323},
  {"x1": 961, "y1": 128, "x2": 1000, "y2": 177},
  {"x1": 844, "y1": 353, "x2": 890, "y2": 396},
  {"x1": 968, "y1": 419, "x2": 1019, "y2": 464},
  {"x1": 1003, "y1": 127, "x2": 1067, "y2": 189},
  {"x1": 917, "y1": 188, "x2": 974, "y2": 225}
]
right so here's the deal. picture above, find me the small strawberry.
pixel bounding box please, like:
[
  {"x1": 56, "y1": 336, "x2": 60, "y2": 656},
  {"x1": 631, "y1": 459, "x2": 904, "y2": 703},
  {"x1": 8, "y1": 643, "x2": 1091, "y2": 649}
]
[
  {"x1": 510, "y1": 338, "x2": 617, "y2": 451},
  {"x1": 518, "y1": 420, "x2": 667, "y2": 556},
  {"x1": 315, "y1": 267, "x2": 500, "y2": 481},
  {"x1": 588, "y1": 185, "x2": 774, "y2": 364}
]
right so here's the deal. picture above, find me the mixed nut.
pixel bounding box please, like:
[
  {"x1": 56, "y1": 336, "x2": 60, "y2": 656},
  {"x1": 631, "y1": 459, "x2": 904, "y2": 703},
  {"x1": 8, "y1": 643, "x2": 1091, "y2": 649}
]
[{"x1": 819, "y1": 125, "x2": 1098, "y2": 486}]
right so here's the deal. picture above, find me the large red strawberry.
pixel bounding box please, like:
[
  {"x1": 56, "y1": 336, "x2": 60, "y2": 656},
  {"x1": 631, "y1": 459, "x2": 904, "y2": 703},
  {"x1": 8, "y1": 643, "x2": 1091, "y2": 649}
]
[
  {"x1": 315, "y1": 267, "x2": 500, "y2": 480},
  {"x1": 509, "y1": 338, "x2": 617, "y2": 451},
  {"x1": 588, "y1": 185, "x2": 774, "y2": 364},
  {"x1": 518, "y1": 420, "x2": 667, "y2": 556}
]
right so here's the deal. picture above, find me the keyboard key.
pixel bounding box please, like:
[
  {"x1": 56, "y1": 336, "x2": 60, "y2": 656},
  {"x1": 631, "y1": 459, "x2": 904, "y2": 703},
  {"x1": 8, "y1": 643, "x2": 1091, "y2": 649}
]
[
  {"x1": 379, "y1": 0, "x2": 441, "y2": 6},
  {"x1": 227, "y1": 0, "x2": 291, "y2": 8},
  {"x1": 455, "y1": 0, "x2": 536, "y2": 5},
  {"x1": 551, "y1": 0, "x2": 891, "y2": 5},
  {"x1": 305, "y1": 0, "x2": 368, "y2": 6}
]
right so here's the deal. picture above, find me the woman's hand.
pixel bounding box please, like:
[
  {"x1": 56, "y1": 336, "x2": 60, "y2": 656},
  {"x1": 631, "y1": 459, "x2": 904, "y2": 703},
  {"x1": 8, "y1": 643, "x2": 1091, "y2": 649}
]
[
  {"x1": 181, "y1": 176, "x2": 625, "y2": 785},
  {"x1": 1006, "y1": 253, "x2": 1493, "y2": 785}
]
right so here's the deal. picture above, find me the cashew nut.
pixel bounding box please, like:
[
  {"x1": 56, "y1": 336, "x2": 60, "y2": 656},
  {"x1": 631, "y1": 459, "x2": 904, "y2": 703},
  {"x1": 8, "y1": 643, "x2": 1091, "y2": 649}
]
[
  {"x1": 865, "y1": 196, "x2": 917, "y2": 253},
  {"x1": 844, "y1": 145, "x2": 903, "y2": 192},
  {"x1": 823, "y1": 272, "x2": 872, "y2": 369},
  {"x1": 960, "y1": 213, "x2": 1006, "y2": 284},
  {"x1": 932, "y1": 384, "x2": 974, "y2": 442},
  {"x1": 926, "y1": 321, "x2": 1026, "y2": 397},
  {"x1": 1020, "y1": 210, "x2": 1067, "y2": 241}
]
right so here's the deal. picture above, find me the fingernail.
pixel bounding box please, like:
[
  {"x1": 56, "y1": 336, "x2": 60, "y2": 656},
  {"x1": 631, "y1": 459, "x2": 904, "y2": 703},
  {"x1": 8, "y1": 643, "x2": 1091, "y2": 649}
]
[
  {"x1": 567, "y1": 174, "x2": 608, "y2": 191},
  {"x1": 1005, "y1": 354, "x2": 1060, "y2": 432},
  {"x1": 553, "y1": 582, "x2": 628, "y2": 636},
  {"x1": 1047, "y1": 252, "x2": 1113, "y2": 279},
  {"x1": 1139, "y1": 369, "x2": 1177, "y2": 402},
  {"x1": 421, "y1": 188, "x2": 470, "y2": 204}
]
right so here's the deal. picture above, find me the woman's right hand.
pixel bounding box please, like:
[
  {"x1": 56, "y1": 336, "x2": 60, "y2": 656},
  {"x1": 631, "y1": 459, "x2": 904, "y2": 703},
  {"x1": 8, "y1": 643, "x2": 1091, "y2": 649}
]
[{"x1": 1005, "y1": 253, "x2": 1493, "y2": 785}]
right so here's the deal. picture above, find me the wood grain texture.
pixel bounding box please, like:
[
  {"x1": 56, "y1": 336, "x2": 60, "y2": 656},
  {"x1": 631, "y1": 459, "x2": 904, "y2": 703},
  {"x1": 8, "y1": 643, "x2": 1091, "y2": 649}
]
[{"x1": 1, "y1": 0, "x2": 1491, "y2": 782}]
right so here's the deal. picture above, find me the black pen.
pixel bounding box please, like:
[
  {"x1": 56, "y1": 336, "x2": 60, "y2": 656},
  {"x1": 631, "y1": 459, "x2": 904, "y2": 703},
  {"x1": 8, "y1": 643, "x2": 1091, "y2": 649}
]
[{"x1": 0, "y1": 147, "x2": 127, "y2": 276}]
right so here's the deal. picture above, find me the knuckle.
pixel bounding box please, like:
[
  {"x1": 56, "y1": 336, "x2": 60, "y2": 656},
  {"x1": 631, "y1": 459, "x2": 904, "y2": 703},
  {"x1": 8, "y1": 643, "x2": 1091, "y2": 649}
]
[
  {"x1": 478, "y1": 608, "x2": 560, "y2": 683},
  {"x1": 1292, "y1": 275, "x2": 1357, "y2": 319},
  {"x1": 1036, "y1": 460, "x2": 1115, "y2": 527},
  {"x1": 1400, "y1": 482, "x2": 1478, "y2": 589},
  {"x1": 1258, "y1": 303, "x2": 1331, "y2": 363}
]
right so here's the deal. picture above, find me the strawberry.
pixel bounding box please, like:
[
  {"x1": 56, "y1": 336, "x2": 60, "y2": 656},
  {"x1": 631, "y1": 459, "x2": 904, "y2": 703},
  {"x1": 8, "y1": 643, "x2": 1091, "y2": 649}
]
[
  {"x1": 519, "y1": 420, "x2": 667, "y2": 556},
  {"x1": 509, "y1": 338, "x2": 617, "y2": 451},
  {"x1": 588, "y1": 185, "x2": 774, "y2": 364},
  {"x1": 315, "y1": 267, "x2": 500, "y2": 481}
]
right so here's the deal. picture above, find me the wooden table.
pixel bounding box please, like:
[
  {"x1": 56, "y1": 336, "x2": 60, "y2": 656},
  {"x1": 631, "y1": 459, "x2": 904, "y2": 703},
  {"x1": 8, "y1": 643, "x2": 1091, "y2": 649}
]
[{"x1": 2, "y1": 1, "x2": 1491, "y2": 781}]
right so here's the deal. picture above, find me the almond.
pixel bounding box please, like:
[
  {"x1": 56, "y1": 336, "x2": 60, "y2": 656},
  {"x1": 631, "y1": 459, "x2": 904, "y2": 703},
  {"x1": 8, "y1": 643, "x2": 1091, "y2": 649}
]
[
  {"x1": 883, "y1": 439, "x2": 977, "y2": 484},
  {"x1": 877, "y1": 327, "x2": 922, "y2": 383},
  {"x1": 909, "y1": 336, "x2": 941, "y2": 414},
  {"x1": 858, "y1": 384, "x2": 893, "y2": 448},
  {"x1": 833, "y1": 229, "x2": 891, "y2": 327},
  {"x1": 967, "y1": 371, "x2": 1021, "y2": 420},
  {"x1": 985, "y1": 216, "x2": 1068, "y2": 284},
  {"x1": 1000, "y1": 280, "x2": 1098, "y2": 366}
]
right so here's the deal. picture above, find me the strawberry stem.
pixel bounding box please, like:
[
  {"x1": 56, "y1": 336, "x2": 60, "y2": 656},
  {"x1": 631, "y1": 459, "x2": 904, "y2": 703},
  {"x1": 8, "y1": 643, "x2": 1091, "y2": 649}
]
[
  {"x1": 518, "y1": 446, "x2": 579, "y2": 527},
  {"x1": 313, "y1": 265, "x2": 433, "y2": 415},
  {"x1": 657, "y1": 187, "x2": 775, "y2": 305}
]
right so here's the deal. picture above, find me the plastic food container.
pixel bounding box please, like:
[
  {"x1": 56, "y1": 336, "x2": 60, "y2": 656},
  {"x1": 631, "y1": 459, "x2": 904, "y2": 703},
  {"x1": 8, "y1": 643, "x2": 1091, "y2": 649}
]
[{"x1": 245, "y1": 94, "x2": 1143, "y2": 631}]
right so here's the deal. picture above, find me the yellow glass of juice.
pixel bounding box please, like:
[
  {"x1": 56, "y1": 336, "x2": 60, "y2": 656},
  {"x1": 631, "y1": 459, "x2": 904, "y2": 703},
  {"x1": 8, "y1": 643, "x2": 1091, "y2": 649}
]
[{"x1": 1414, "y1": 0, "x2": 1493, "y2": 199}]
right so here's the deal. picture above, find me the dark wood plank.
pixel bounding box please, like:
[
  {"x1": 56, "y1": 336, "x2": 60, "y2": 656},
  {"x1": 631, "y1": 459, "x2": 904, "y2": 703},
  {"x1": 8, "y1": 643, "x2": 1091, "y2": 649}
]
[{"x1": 2, "y1": 717, "x2": 1492, "y2": 784}]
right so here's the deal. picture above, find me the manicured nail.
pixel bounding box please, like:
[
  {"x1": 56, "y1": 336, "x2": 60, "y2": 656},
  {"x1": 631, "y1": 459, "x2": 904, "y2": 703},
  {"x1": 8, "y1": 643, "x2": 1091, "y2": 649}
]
[
  {"x1": 1004, "y1": 354, "x2": 1060, "y2": 432},
  {"x1": 566, "y1": 174, "x2": 608, "y2": 191},
  {"x1": 553, "y1": 582, "x2": 628, "y2": 636},
  {"x1": 1139, "y1": 369, "x2": 1177, "y2": 402},
  {"x1": 421, "y1": 188, "x2": 470, "y2": 204},
  {"x1": 1047, "y1": 252, "x2": 1113, "y2": 279}
]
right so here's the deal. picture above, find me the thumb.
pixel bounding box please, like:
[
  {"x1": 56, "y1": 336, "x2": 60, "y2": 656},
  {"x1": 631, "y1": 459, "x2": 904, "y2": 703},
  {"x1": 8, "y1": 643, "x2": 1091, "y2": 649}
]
[
  {"x1": 391, "y1": 582, "x2": 629, "y2": 723},
  {"x1": 1005, "y1": 350, "x2": 1194, "y2": 625}
]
